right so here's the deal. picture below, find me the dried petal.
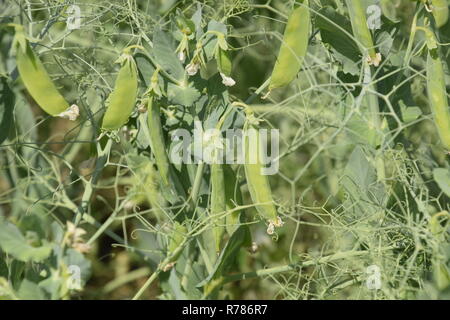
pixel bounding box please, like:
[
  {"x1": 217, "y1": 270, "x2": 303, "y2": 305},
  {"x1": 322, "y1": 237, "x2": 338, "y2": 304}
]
[
  {"x1": 185, "y1": 62, "x2": 200, "y2": 76},
  {"x1": 57, "y1": 104, "x2": 80, "y2": 121},
  {"x1": 220, "y1": 73, "x2": 236, "y2": 87}
]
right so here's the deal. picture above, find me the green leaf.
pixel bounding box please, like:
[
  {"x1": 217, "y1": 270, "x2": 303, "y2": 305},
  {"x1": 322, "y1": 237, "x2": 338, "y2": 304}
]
[
  {"x1": 340, "y1": 146, "x2": 386, "y2": 220},
  {"x1": 433, "y1": 168, "x2": 450, "y2": 197},
  {"x1": 0, "y1": 77, "x2": 14, "y2": 145},
  {"x1": 63, "y1": 249, "x2": 92, "y2": 284},
  {"x1": 17, "y1": 280, "x2": 47, "y2": 300},
  {"x1": 197, "y1": 226, "x2": 247, "y2": 288},
  {"x1": 340, "y1": 95, "x2": 383, "y2": 147},
  {"x1": 215, "y1": 48, "x2": 232, "y2": 76},
  {"x1": 167, "y1": 83, "x2": 201, "y2": 106},
  {"x1": 316, "y1": 7, "x2": 360, "y2": 65},
  {"x1": 0, "y1": 277, "x2": 17, "y2": 300},
  {"x1": 14, "y1": 94, "x2": 37, "y2": 142},
  {"x1": 341, "y1": 147, "x2": 376, "y2": 196},
  {"x1": 400, "y1": 101, "x2": 422, "y2": 123},
  {"x1": 0, "y1": 222, "x2": 52, "y2": 262},
  {"x1": 135, "y1": 52, "x2": 156, "y2": 88},
  {"x1": 153, "y1": 30, "x2": 185, "y2": 82},
  {"x1": 203, "y1": 20, "x2": 227, "y2": 60}
]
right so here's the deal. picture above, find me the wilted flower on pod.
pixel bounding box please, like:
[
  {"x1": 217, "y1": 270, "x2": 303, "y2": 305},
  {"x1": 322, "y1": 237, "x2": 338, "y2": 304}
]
[
  {"x1": 57, "y1": 104, "x2": 80, "y2": 121},
  {"x1": 266, "y1": 216, "x2": 284, "y2": 235},
  {"x1": 367, "y1": 53, "x2": 382, "y2": 67}
]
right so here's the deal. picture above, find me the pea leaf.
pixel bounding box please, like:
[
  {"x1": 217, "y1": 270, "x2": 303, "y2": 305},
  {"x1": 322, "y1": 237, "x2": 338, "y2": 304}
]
[
  {"x1": 135, "y1": 52, "x2": 156, "y2": 88},
  {"x1": 63, "y1": 249, "x2": 92, "y2": 285},
  {"x1": 0, "y1": 222, "x2": 52, "y2": 262},
  {"x1": 399, "y1": 101, "x2": 422, "y2": 123},
  {"x1": 197, "y1": 226, "x2": 247, "y2": 287},
  {"x1": 0, "y1": 77, "x2": 14, "y2": 145},
  {"x1": 340, "y1": 146, "x2": 386, "y2": 221},
  {"x1": 316, "y1": 7, "x2": 360, "y2": 65},
  {"x1": 153, "y1": 30, "x2": 185, "y2": 82},
  {"x1": 17, "y1": 280, "x2": 47, "y2": 300},
  {"x1": 167, "y1": 83, "x2": 201, "y2": 106},
  {"x1": 433, "y1": 168, "x2": 450, "y2": 197},
  {"x1": 14, "y1": 94, "x2": 37, "y2": 142},
  {"x1": 203, "y1": 20, "x2": 227, "y2": 60}
]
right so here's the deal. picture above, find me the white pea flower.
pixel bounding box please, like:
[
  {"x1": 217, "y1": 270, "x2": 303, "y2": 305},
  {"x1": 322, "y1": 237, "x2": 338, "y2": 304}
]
[
  {"x1": 266, "y1": 223, "x2": 275, "y2": 235},
  {"x1": 178, "y1": 51, "x2": 186, "y2": 63},
  {"x1": 251, "y1": 242, "x2": 258, "y2": 253},
  {"x1": 266, "y1": 216, "x2": 284, "y2": 235},
  {"x1": 220, "y1": 73, "x2": 236, "y2": 87},
  {"x1": 66, "y1": 221, "x2": 91, "y2": 253},
  {"x1": 185, "y1": 62, "x2": 200, "y2": 76},
  {"x1": 66, "y1": 221, "x2": 86, "y2": 241},
  {"x1": 367, "y1": 53, "x2": 382, "y2": 67},
  {"x1": 273, "y1": 216, "x2": 284, "y2": 227},
  {"x1": 57, "y1": 104, "x2": 80, "y2": 121},
  {"x1": 72, "y1": 242, "x2": 91, "y2": 254},
  {"x1": 162, "y1": 262, "x2": 176, "y2": 272}
]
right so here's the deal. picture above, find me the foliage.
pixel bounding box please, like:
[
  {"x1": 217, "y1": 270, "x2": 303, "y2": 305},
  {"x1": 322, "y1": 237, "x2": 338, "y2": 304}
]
[{"x1": 0, "y1": 0, "x2": 450, "y2": 300}]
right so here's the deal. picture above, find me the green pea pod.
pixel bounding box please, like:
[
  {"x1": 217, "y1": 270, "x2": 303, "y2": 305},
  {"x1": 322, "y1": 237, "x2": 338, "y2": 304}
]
[
  {"x1": 146, "y1": 95, "x2": 185, "y2": 204},
  {"x1": 211, "y1": 163, "x2": 226, "y2": 254},
  {"x1": 224, "y1": 165, "x2": 252, "y2": 247},
  {"x1": 101, "y1": 51, "x2": 138, "y2": 131},
  {"x1": 426, "y1": 30, "x2": 450, "y2": 150},
  {"x1": 269, "y1": 0, "x2": 310, "y2": 91},
  {"x1": 167, "y1": 221, "x2": 188, "y2": 265},
  {"x1": 224, "y1": 165, "x2": 243, "y2": 236},
  {"x1": 13, "y1": 25, "x2": 70, "y2": 116},
  {"x1": 215, "y1": 47, "x2": 232, "y2": 76},
  {"x1": 243, "y1": 110, "x2": 281, "y2": 231},
  {"x1": 429, "y1": 211, "x2": 450, "y2": 290},
  {"x1": 430, "y1": 0, "x2": 449, "y2": 28},
  {"x1": 346, "y1": 0, "x2": 381, "y2": 66}
]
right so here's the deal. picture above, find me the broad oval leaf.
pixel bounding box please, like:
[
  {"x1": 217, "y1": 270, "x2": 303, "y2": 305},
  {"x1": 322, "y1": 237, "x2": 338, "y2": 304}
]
[{"x1": 0, "y1": 222, "x2": 52, "y2": 263}]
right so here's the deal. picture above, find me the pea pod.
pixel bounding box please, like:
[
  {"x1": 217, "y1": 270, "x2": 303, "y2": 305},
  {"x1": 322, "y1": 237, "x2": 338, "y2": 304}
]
[
  {"x1": 428, "y1": 0, "x2": 449, "y2": 28},
  {"x1": 101, "y1": 50, "x2": 138, "y2": 131},
  {"x1": 216, "y1": 48, "x2": 232, "y2": 76},
  {"x1": 210, "y1": 163, "x2": 226, "y2": 254},
  {"x1": 429, "y1": 211, "x2": 450, "y2": 290},
  {"x1": 164, "y1": 221, "x2": 188, "y2": 271},
  {"x1": 224, "y1": 165, "x2": 243, "y2": 236},
  {"x1": 243, "y1": 109, "x2": 282, "y2": 232},
  {"x1": 146, "y1": 95, "x2": 185, "y2": 204},
  {"x1": 13, "y1": 25, "x2": 70, "y2": 116},
  {"x1": 425, "y1": 29, "x2": 450, "y2": 150},
  {"x1": 345, "y1": 0, "x2": 381, "y2": 66},
  {"x1": 269, "y1": 0, "x2": 310, "y2": 91},
  {"x1": 224, "y1": 165, "x2": 252, "y2": 247}
]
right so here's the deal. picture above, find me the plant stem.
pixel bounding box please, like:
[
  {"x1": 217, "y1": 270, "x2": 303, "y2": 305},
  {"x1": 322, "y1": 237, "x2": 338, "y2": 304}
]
[
  {"x1": 103, "y1": 267, "x2": 151, "y2": 294},
  {"x1": 246, "y1": 77, "x2": 271, "y2": 104},
  {"x1": 363, "y1": 64, "x2": 386, "y2": 182},
  {"x1": 132, "y1": 238, "x2": 189, "y2": 300},
  {"x1": 74, "y1": 138, "x2": 112, "y2": 225},
  {"x1": 221, "y1": 250, "x2": 377, "y2": 284}
]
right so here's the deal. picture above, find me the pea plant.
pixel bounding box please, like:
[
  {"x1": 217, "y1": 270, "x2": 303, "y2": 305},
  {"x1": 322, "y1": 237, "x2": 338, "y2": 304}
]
[{"x1": 0, "y1": 0, "x2": 450, "y2": 300}]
